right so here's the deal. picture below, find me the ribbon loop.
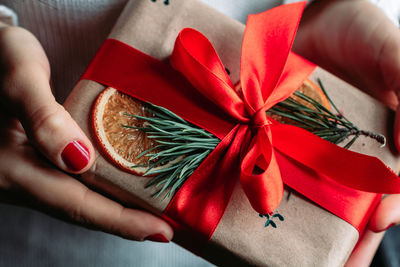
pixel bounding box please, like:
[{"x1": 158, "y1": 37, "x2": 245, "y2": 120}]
[{"x1": 171, "y1": 28, "x2": 250, "y2": 124}]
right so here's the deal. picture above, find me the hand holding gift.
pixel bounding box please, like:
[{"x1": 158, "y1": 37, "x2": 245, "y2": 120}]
[
  {"x1": 347, "y1": 195, "x2": 400, "y2": 266},
  {"x1": 0, "y1": 21, "x2": 173, "y2": 243},
  {"x1": 293, "y1": 1, "x2": 400, "y2": 265},
  {"x1": 294, "y1": 0, "x2": 400, "y2": 149},
  {"x1": 2, "y1": 0, "x2": 400, "y2": 266}
]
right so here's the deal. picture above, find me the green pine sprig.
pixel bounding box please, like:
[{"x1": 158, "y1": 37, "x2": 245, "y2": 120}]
[
  {"x1": 268, "y1": 78, "x2": 386, "y2": 149},
  {"x1": 123, "y1": 79, "x2": 385, "y2": 199},
  {"x1": 122, "y1": 104, "x2": 219, "y2": 199}
]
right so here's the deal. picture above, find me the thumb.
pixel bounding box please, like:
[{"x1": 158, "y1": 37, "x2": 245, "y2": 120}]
[
  {"x1": 368, "y1": 194, "x2": 400, "y2": 233},
  {"x1": 346, "y1": 195, "x2": 400, "y2": 266},
  {"x1": 21, "y1": 89, "x2": 95, "y2": 173},
  {"x1": 0, "y1": 26, "x2": 94, "y2": 173},
  {"x1": 7, "y1": 67, "x2": 94, "y2": 173}
]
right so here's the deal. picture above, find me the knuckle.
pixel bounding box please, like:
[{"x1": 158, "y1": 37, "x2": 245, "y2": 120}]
[
  {"x1": 27, "y1": 104, "x2": 67, "y2": 143},
  {"x1": 106, "y1": 206, "x2": 140, "y2": 240},
  {"x1": 0, "y1": 66, "x2": 50, "y2": 116},
  {"x1": 102, "y1": 207, "x2": 152, "y2": 241},
  {"x1": 0, "y1": 68, "x2": 19, "y2": 101},
  {"x1": 0, "y1": 147, "x2": 26, "y2": 188},
  {"x1": 66, "y1": 188, "x2": 97, "y2": 229}
]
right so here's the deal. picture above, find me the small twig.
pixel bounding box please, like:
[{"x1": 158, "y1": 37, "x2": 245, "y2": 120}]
[{"x1": 358, "y1": 130, "x2": 386, "y2": 147}]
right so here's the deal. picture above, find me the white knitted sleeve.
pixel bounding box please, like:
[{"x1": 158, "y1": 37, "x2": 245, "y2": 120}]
[{"x1": 0, "y1": 5, "x2": 18, "y2": 26}]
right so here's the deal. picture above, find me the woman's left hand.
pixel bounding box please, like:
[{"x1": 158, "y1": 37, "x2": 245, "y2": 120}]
[
  {"x1": 346, "y1": 195, "x2": 400, "y2": 266},
  {"x1": 293, "y1": 1, "x2": 400, "y2": 265},
  {"x1": 294, "y1": 0, "x2": 400, "y2": 148}
]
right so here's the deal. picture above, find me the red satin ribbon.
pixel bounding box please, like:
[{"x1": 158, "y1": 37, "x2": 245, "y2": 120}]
[{"x1": 81, "y1": 2, "x2": 400, "y2": 246}]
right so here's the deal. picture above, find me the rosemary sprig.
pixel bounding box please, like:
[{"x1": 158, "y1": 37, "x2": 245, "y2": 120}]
[
  {"x1": 268, "y1": 78, "x2": 386, "y2": 148},
  {"x1": 123, "y1": 103, "x2": 219, "y2": 200},
  {"x1": 125, "y1": 79, "x2": 385, "y2": 198}
]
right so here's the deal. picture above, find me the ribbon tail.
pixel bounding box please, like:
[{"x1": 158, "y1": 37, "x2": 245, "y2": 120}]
[
  {"x1": 163, "y1": 124, "x2": 247, "y2": 252},
  {"x1": 274, "y1": 148, "x2": 381, "y2": 234},
  {"x1": 240, "y1": 126, "x2": 284, "y2": 214},
  {"x1": 271, "y1": 123, "x2": 400, "y2": 193}
]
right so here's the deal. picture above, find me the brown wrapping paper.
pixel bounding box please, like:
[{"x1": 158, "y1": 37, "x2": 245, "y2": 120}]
[{"x1": 64, "y1": 0, "x2": 400, "y2": 266}]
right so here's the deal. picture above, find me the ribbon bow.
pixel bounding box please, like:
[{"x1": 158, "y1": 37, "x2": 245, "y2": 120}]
[
  {"x1": 82, "y1": 2, "x2": 400, "y2": 246},
  {"x1": 166, "y1": 3, "x2": 332, "y2": 213}
]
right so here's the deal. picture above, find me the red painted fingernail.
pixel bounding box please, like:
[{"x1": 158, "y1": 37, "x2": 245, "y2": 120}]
[
  {"x1": 61, "y1": 141, "x2": 90, "y2": 171},
  {"x1": 144, "y1": 233, "x2": 170, "y2": 243},
  {"x1": 384, "y1": 223, "x2": 396, "y2": 231}
]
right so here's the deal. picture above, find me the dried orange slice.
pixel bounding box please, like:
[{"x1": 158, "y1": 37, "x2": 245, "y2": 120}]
[
  {"x1": 93, "y1": 87, "x2": 178, "y2": 175},
  {"x1": 295, "y1": 79, "x2": 330, "y2": 110}
]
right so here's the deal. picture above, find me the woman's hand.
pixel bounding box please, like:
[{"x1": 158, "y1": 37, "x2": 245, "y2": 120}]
[
  {"x1": 295, "y1": 0, "x2": 400, "y2": 149},
  {"x1": 0, "y1": 23, "x2": 173, "y2": 243},
  {"x1": 294, "y1": 0, "x2": 400, "y2": 265},
  {"x1": 346, "y1": 195, "x2": 400, "y2": 266}
]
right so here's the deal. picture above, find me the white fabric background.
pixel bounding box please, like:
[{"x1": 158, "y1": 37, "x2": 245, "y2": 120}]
[{"x1": 0, "y1": 0, "x2": 399, "y2": 266}]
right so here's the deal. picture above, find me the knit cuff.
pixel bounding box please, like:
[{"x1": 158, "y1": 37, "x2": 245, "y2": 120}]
[{"x1": 0, "y1": 5, "x2": 18, "y2": 26}]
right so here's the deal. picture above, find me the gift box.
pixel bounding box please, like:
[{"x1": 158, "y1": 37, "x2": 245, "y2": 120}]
[{"x1": 64, "y1": 0, "x2": 400, "y2": 266}]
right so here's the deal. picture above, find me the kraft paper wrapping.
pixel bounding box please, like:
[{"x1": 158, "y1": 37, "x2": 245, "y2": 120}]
[{"x1": 63, "y1": 0, "x2": 400, "y2": 266}]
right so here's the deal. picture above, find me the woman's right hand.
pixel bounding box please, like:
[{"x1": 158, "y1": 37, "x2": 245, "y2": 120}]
[{"x1": 0, "y1": 23, "x2": 173, "y2": 243}]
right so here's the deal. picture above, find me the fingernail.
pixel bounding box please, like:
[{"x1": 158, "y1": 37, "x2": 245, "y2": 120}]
[
  {"x1": 384, "y1": 223, "x2": 396, "y2": 231},
  {"x1": 144, "y1": 233, "x2": 170, "y2": 243},
  {"x1": 371, "y1": 223, "x2": 397, "y2": 233},
  {"x1": 61, "y1": 141, "x2": 90, "y2": 171}
]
